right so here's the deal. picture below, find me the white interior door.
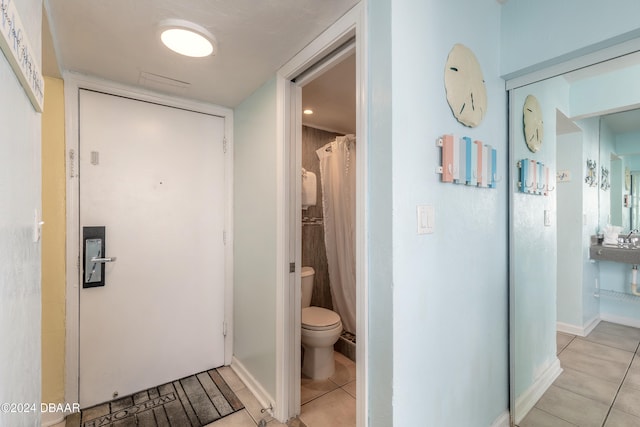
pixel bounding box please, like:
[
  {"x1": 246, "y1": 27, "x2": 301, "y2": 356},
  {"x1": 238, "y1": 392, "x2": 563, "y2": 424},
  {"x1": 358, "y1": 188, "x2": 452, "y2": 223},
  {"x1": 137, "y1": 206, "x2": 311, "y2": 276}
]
[{"x1": 78, "y1": 90, "x2": 226, "y2": 408}]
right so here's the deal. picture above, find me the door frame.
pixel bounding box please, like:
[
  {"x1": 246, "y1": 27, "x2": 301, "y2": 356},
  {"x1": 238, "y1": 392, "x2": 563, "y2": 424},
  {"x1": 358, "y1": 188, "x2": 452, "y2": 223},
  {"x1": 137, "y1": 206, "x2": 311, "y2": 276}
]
[
  {"x1": 274, "y1": 3, "x2": 368, "y2": 424},
  {"x1": 63, "y1": 73, "x2": 235, "y2": 406}
]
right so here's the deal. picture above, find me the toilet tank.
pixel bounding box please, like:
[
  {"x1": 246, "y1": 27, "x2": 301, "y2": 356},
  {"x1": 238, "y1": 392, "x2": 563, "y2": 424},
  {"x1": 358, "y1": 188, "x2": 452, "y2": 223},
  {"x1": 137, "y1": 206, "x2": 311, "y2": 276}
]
[{"x1": 301, "y1": 266, "x2": 315, "y2": 308}]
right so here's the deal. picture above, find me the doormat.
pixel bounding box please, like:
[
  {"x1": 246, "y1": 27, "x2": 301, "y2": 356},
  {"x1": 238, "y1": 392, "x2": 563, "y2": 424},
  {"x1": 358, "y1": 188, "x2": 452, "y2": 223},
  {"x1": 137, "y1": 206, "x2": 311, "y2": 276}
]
[{"x1": 79, "y1": 368, "x2": 244, "y2": 427}]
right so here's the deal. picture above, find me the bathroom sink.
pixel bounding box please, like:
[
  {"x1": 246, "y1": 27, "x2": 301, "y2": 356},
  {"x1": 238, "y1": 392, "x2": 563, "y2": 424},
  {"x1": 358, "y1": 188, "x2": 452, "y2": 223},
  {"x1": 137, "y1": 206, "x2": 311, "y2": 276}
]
[{"x1": 590, "y1": 244, "x2": 640, "y2": 264}]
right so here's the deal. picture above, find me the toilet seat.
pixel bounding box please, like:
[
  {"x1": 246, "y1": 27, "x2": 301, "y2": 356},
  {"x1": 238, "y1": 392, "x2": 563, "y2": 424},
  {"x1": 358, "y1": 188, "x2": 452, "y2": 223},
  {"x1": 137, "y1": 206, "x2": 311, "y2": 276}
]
[{"x1": 302, "y1": 307, "x2": 341, "y2": 331}]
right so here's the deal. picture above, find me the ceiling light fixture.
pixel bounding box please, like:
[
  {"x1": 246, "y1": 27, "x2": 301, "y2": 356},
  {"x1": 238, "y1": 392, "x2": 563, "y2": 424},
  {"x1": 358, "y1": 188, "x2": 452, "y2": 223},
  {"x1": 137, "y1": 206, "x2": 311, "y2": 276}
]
[
  {"x1": 303, "y1": 109, "x2": 314, "y2": 115},
  {"x1": 159, "y1": 19, "x2": 217, "y2": 58}
]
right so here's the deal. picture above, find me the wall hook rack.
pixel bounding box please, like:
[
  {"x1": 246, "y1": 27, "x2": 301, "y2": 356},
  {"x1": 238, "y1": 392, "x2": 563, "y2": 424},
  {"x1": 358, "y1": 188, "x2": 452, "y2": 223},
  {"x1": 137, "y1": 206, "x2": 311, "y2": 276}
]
[
  {"x1": 517, "y1": 158, "x2": 553, "y2": 196},
  {"x1": 436, "y1": 134, "x2": 498, "y2": 189}
]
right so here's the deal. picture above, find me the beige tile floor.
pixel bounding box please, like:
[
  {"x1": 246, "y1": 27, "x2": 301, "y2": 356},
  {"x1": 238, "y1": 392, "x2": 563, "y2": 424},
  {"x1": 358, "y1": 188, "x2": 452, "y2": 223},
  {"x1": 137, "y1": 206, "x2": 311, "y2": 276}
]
[
  {"x1": 519, "y1": 321, "x2": 640, "y2": 427},
  {"x1": 299, "y1": 352, "x2": 356, "y2": 427},
  {"x1": 52, "y1": 351, "x2": 355, "y2": 427}
]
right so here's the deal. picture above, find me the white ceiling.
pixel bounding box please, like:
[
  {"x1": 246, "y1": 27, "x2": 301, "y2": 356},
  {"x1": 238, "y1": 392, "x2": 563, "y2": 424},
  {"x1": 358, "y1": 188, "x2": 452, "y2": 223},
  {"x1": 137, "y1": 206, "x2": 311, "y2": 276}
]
[
  {"x1": 44, "y1": 0, "x2": 359, "y2": 108},
  {"x1": 302, "y1": 53, "x2": 356, "y2": 135}
]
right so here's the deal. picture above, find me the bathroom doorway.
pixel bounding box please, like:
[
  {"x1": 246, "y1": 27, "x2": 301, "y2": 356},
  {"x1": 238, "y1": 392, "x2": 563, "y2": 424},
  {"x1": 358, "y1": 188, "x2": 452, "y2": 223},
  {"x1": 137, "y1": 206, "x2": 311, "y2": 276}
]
[
  {"x1": 301, "y1": 52, "x2": 357, "y2": 346},
  {"x1": 298, "y1": 51, "x2": 357, "y2": 424},
  {"x1": 274, "y1": 5, "x2": 366, "y2": 424}
]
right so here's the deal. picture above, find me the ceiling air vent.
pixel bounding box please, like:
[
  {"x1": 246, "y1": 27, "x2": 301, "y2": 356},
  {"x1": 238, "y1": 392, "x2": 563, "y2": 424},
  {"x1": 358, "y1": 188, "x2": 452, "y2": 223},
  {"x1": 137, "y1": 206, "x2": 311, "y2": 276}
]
[{"x1": 138, "y1": 71, "x2": 191, "y2": 92}]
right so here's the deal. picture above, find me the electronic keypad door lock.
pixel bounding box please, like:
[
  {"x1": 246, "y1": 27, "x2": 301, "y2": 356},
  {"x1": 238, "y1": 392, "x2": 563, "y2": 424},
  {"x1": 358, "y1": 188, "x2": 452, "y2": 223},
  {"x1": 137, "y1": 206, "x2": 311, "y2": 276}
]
[{"x1": 83, "y1": 226, "x2": 117, "y2": 288}]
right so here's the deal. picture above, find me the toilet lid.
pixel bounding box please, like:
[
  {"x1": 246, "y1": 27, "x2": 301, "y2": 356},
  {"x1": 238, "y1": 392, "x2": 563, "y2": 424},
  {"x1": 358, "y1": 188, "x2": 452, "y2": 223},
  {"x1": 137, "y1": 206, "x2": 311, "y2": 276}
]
[{"x1": 301, "y1": 307, "x2": 341, "y2": 331}]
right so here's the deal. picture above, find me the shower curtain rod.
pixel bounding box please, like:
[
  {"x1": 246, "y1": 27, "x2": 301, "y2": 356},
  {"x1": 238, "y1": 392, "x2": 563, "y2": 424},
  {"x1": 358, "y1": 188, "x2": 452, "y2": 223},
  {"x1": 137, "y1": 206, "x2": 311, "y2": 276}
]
[{"x1": 324, "y1": 135, "x2": 356, "y2": 152}]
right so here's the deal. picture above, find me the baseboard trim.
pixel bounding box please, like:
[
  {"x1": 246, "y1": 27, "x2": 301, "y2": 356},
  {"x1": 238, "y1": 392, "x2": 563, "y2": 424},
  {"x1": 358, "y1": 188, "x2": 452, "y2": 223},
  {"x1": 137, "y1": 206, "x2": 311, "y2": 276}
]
[
  {"x1": 557, "y1": 316, "x2": 600, "y2": 337},
  {"x1": 514, "y1": 358, "x2": 562, "y2": 424},
  {"x1": 230, "y1": 356, "x2": 276, "y2": 416},
  {"x1": 41, "y1": 411, "x2": 66, "y2": 426},
  {"x1": 490, "y1": 410, "x2": 510, "y2": 427},
  {"x1": 600, "y1": 313, "x2": 640, "y2": 329}
]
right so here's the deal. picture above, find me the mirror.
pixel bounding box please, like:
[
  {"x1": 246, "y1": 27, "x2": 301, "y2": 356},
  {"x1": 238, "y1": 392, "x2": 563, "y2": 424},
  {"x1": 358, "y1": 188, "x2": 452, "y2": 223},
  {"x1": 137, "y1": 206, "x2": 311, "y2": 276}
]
[
  {"x1": 602, "y1": 108, "x2": 640, "y2": 232},
  {"x1": 631, "y1": 172, "x2": 640, "y2": 228},
  {"x1": 510, "y1": 52, "x2": 640, "y2": 425}
]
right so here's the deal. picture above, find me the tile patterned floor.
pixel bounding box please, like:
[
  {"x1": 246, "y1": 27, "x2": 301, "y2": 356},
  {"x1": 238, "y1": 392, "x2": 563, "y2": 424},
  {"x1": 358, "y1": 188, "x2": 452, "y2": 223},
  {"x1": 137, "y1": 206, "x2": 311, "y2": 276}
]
[
  {"x1": 299, "y1": 352, "x2": 356, "y2": 427},
  {"x1": 57, "y1": 352, "x2": 355, "y2": 427},
  {"x1": 519, "y1": 321, "x2": 640, "y2": 426}
]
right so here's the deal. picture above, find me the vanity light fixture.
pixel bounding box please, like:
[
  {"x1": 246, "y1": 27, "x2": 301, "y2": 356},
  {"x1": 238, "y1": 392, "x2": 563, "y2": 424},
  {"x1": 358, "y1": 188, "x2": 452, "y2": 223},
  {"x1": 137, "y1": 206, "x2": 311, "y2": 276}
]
[
  {"x1": 159, "y1": 19, "x2": 217, "y2": 58},
  {"x1": 303, "y1": 109, "x2": 314, "y2": 115}
]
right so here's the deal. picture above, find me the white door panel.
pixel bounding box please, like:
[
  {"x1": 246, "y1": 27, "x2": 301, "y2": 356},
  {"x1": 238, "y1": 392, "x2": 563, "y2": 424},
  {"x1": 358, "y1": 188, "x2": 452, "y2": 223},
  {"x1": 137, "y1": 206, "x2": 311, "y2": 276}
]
[{"x1": 79, "y1": 90, "x2": 226, "y2": 407}]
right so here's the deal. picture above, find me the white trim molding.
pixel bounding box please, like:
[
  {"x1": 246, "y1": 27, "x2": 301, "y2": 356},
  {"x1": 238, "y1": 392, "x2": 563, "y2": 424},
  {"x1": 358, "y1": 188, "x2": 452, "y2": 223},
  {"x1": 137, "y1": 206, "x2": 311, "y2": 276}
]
[
  {"x1": 514, "y1": 358, "x2": 562, "y2": 425},
  {"x1": 63, "y1": 72, "x2": 234, "y2": 406},
  {"x1": 557, "y1": 316, "x2": 600, "y2": 337},
  {"x1": 230, "y1": 357, "x2": 275, "y2": 416},
  {"x1": 490, "y1": 411, "x2": 510, "y2": 427},
  {"x1": 41, "y1": 413, "x2": 66, "y2": 427},
  {"x1": 600, "y1": 313, "x2": 640, "y2": 329}
]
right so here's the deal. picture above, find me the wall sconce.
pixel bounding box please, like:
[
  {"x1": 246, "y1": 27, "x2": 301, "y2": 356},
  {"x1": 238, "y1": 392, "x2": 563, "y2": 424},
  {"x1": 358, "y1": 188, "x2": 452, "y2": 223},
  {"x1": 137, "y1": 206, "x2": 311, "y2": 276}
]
[
  {"x1": 601, "y1": 166, "x2": 610, "y2": 191},
  {"x1": 585, "y1": 159, "x2": 598, "y2": 187}
]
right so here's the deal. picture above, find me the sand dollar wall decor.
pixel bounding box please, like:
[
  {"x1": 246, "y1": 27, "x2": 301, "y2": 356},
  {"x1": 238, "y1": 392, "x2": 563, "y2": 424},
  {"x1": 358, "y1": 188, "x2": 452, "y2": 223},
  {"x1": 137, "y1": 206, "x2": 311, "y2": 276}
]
[
  {"x1": 523, "y1": 94, "x2": 544, "y2": 153},
  {"x1": 444, "y1": 43, "x2": 487, "y2": 128}
]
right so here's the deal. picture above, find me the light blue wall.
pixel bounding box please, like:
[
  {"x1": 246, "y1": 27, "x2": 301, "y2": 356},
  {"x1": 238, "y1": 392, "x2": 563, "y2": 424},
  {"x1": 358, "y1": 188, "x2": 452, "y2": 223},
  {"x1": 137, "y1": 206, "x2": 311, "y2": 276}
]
[
  {"x1": 233, "y1": 78, "x2": 278, "y2": 398},
  {"x1": 571, "y1": 64, "x2": 640, "y2": 119},
  {"x1": 388, "y1": 0, "x2": 508, "y2": 425},
  {"x1": 512, "y1": 76, "x2": 566, "y2": 399},
  {"x1": 366, "y1": 0, "x2": 393, "y2": 425},
  {"x1": 501, "y1": 0, "x2": 640, "y2": 78},
  {"x1": 557, "y1": 131, "x2": 584, "y2": 327},
  {"x1": 626, "y1": 154, "x2": 640, "y2": 171},
  {"x1": 577, "y1": 117, "x2": 601, "y2": 327},
  {"x1": 552, "y1": 117, "x2": 600, "y2": 333},
  {"x1": 0, "y1": 0, "x2": 42, "y2": 425},
  {"x1": 229, "y1": 1, "x2": 640, "y2": 425},
  {"x1": 616, "y1": 131, "x2": 640, "y2": 156}
]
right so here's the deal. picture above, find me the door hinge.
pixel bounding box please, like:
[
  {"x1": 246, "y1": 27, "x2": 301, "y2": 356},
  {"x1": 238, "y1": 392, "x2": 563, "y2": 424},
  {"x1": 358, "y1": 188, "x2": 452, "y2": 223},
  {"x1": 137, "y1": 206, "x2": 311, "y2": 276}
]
[
  {"x1": 223, "y1": 321, "x2": 227, "y2": 337},
  {"x1": 69, "y1": 149, "x2": 76, "y2": 178},
  {"x1": 223, "y1": 138, "x2": 227, "y2": 153},
  {"x1": 77, "y1": 255, "x2": 80, "y2": 273},
  {"x1": 289, "y1": 262, "x2": 295, "y2": 273},
  {"x1": 223, "y1": 230, "x2": 227, "y2": 245}
]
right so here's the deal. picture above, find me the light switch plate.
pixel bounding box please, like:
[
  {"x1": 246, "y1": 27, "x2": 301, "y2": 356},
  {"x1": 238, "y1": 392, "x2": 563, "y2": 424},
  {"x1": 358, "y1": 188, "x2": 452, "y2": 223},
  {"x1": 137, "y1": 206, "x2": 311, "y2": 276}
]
[{"x1": 417, "y1": 205, "x2": 434, "y2": 234}]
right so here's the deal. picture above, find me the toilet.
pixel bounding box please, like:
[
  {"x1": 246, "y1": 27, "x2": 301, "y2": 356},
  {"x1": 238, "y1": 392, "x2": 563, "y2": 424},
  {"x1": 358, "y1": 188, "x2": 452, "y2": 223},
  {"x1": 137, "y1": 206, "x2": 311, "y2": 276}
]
[{"x1": 301, "y1": 266, "x2": 342, "y2": 379}]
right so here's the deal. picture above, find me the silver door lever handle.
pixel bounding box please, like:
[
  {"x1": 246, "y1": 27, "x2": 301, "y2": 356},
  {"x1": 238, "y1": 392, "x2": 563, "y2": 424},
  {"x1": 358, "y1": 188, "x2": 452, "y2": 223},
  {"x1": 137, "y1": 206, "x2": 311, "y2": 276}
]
[{"x1": 91, "y1": 256, "x2": 117, "y2": 263}]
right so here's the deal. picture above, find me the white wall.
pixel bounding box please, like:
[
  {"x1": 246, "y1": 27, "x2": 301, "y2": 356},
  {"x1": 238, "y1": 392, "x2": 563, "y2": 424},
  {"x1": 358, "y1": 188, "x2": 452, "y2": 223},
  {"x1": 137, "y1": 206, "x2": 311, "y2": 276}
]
[
  {"x1": 0, "y1": 0, "x2": 43, "y2": 425},
  {"x1": 233, "y1": 78, "x2": 278, "y2": 398},
  {"x1": 387, "y1": 0, "x2": 508, "y2": 425}
]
